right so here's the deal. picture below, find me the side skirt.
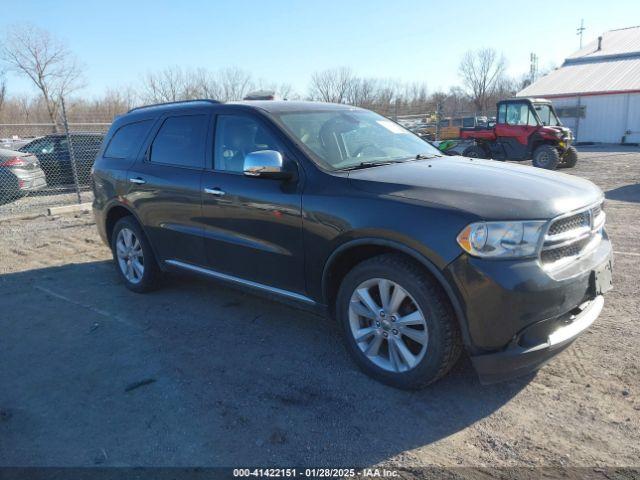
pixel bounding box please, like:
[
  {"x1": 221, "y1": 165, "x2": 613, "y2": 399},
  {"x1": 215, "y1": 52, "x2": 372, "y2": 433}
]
[{"x1": 164, "y1": 259, "x2": 325, "y2": 313}]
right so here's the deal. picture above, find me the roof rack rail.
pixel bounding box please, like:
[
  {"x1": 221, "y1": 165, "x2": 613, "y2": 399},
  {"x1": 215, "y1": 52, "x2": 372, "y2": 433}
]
[{"x1": 127, "y1": 98, "x2": 222, "y2": 113}]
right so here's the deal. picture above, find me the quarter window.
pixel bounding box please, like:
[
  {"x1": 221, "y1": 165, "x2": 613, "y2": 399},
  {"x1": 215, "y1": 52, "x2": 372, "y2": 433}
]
[
  {"x1": 105, "y1": 120, "x2": 152, "y2": 159},
  {"x1": 150, "y1": 115, "x2": 208, "y2": 168}
]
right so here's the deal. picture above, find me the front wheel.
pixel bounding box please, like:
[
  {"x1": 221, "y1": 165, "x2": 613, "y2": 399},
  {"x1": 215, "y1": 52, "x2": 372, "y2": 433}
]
[
  {"x1": 532, "y1": 145, "x2": 560, "y2": 170},
  {"x1": 559, "y1": 146, "x2": 578, "y2": 168},
  {"x1": 336, "y1": 254, "x2": 462, "y2": 390}
]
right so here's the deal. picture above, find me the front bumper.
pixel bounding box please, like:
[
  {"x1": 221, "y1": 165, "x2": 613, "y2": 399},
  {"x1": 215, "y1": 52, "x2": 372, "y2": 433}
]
[
  {"x1": 446, "y1": 233, "x2": 612, "y2": 383},
  {"x1": 471, "y1": 295, "x2": 604, "y2": 384}
]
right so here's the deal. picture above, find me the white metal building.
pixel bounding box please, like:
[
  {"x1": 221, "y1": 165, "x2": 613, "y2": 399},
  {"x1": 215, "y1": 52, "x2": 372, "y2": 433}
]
[{"x1": 517, "y1": 26, "x2": 640, "y2": 144}]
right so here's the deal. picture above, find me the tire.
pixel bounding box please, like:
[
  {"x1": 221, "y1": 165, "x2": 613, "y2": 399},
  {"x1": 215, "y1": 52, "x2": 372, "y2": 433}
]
[
  {"x1": 532, "y1": 145, "x2": 560, "y2": 170},
  {"x1": 336, "y1": 254, "x2": 462, "y2": 390},
  {"x1": 559, "y1": 146, "x2": 578, "y2": 168},
  {"x1": 462, "y1": 145, "x2": 486, "y2": 159},
  {"x1": 110, "y1": 216, "x2": 162, "y2": 293}
]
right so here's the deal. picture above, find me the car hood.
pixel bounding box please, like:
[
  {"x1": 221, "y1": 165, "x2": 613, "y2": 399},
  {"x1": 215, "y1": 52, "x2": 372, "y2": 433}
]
[{"x1": 348, "y1": 156, "x2": 602, "y2": 220}]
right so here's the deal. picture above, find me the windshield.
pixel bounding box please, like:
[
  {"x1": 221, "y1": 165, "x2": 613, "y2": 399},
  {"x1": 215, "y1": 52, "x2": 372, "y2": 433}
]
[
  {"x1": 534, "y1": 103, "x2": 561, "y2": 126},
  {"x1": 276, "y1": 109, "x2": 441, "y2": 170}
]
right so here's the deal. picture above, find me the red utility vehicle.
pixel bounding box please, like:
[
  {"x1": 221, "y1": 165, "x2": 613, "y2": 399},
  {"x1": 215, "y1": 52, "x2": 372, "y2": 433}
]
[{"x1": 460, "y1": 98, "x2": 578, "y2": 170}]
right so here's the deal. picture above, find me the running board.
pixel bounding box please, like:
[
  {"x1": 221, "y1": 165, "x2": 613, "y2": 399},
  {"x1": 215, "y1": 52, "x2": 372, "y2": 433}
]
[{"x1": 164, "y1": 259, "x2": 316, "y2": 305}]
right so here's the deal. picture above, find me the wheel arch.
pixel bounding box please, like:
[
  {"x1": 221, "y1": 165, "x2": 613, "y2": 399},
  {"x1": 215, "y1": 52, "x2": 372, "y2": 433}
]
[
  {"x1": 530, "y1": 133, "x2": 560, "y2": 154},
  {"x1": 104, "y1": 202, "x2": 164, "y2": 268},
  {"x1": 321, "y1": 238, "x2": 472, "y2": 348}
]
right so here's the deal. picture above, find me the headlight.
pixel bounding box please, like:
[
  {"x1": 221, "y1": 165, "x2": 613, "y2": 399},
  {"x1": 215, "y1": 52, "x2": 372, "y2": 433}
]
[{"x1": 457, "y1": 221, "x2": 546, "y2": 258}]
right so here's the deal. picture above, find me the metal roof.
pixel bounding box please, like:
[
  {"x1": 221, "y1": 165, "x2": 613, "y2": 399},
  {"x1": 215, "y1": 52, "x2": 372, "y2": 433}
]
[
  {"x1": 517, "y1": 26, "x2": 640, "y2": 98},
  {"x1": 567, "y1": 26, "x2": 640, "y2": 60}
]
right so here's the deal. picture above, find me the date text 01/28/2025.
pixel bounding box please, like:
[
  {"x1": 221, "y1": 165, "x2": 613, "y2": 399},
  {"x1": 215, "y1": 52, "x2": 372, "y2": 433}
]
[{"x1": 232, "y1": 468, "x2": 399, "y2": 477}]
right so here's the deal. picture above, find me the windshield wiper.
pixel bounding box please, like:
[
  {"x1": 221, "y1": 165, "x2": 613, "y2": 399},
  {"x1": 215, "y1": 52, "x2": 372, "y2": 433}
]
[
  {"x1": 415, "y1": 153, "x2": 442, "y2": 160},
  {"x1": 338, "y1": 160, "x2": 405, "y2": 171}
]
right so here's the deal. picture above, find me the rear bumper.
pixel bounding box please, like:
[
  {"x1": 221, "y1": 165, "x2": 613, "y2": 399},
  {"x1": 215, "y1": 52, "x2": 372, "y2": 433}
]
[
  {"x1": 471, "y1": 295, "x2": 604, "y2": 384},
  {"x1": 17, "y1": 169, "x2": 47, "y2": 191},
  {"x1": 93, "y1": 205, "x2": 109, "y2": 246}
]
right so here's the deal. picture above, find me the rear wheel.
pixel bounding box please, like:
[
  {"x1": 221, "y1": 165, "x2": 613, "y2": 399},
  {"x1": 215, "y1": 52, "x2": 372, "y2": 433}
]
[
  {"x1": 559, "y1": 146, "x2": 578, "y2": 168},
  {"x1": 462, "y1": 145, "x2": 486, "y2": 159},
  {"x1": 111, "y1": 216, "x2": 162, "y2": 293},
  {"x1": 336, "y1": 254, "x2": 462, "y2": 390},
  {"x1": 532, "y1": 145, "x2": 560, "y2": 170}
]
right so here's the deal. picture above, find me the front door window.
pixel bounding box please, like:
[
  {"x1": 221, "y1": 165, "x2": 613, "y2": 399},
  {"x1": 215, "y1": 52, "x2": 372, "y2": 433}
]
[{"x1": 505, "y1": 103, "x2": 537, "y2": 126}]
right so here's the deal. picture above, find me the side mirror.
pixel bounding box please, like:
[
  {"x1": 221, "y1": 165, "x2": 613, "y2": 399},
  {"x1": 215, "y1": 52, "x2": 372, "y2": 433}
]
[
  {"x1": 243, "y1": 150, "x2": 290, "y2": 179},
  {"x1": 487, "y1": 121, "x2": 496, "y2": 128}
]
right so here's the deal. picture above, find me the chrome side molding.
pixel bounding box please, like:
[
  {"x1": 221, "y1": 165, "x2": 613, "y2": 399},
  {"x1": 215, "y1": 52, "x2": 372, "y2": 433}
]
[{"x1": 164, "y1": 259, "x2": 316, "y2": 305}]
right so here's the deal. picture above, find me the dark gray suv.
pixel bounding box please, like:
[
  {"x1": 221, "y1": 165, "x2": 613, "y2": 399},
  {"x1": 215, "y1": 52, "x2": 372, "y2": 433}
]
[{"x1": 92, "y1": 99, "x2": 613, "y2": 389}]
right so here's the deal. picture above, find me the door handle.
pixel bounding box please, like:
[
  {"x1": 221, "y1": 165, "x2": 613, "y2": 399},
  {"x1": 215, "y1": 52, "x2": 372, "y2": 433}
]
[
  {"x1": 204, "y1": 187, "x2": 226, "y2": 197},
  {"x1": 129, "y1": 177, "x2": 146, "y2": 185}
]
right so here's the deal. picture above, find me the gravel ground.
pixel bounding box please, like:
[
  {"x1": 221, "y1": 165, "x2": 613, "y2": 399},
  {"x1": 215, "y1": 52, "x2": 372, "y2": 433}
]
[
  {"x1": 0, "y1": 147, "x2": 638, "y2": 472},
  {"x1": 0, "y1": 188, "x2": 93, "y2": 218}
]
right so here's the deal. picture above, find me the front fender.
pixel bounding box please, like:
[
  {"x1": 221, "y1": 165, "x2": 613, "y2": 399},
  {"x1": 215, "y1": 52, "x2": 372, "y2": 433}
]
[{"x1": 320, "y1": 235, "x2": 472, "y2": 350}]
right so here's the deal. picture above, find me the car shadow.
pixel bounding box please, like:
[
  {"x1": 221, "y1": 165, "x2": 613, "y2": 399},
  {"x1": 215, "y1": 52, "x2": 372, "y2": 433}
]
[
  {"x1": 606, "y1": 183, "x2": 640, "y2": 204},
  {"x1": 0, "y1": 261, "x2": 531, "y2": 467}
]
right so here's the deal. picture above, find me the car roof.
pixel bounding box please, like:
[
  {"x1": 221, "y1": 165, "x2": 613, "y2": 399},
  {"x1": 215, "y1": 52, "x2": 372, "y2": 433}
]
[
  {"x1": 124, "y1": 99, "x2": 360, "y2": 118},
  {"x1": 226, "y1": 100, "x2": 360, "y2": 114},
  {"x1": 500, "y1": 97, "x2": 551, "y2": 104}
]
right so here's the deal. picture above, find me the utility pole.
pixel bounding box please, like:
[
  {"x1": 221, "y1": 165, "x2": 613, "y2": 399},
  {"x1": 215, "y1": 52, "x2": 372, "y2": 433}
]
[
  {"x1": 577, "y1": 19, "x2": 586, "y2": 48},
  {"x1": 529, "y1": 53, "x2": 539, "y2": 83}
]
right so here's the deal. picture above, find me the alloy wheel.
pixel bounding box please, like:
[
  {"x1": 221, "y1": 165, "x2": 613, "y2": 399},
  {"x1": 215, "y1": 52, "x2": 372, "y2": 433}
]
[
  {"x1": 348, "y1": 278, "x2": 429, "y2": 373},
  {"x1": 116, "y1": 227, "x2": 144, "y2": 284}
]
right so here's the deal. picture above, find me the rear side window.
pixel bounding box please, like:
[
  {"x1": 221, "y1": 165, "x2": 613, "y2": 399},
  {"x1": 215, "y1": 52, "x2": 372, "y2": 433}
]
[
  {"x1": 150, "y1": 115, "x2": 208, "y2": 168},
  {"x1": 104, "y1": 121, "x2": 152, "y2": 159}
]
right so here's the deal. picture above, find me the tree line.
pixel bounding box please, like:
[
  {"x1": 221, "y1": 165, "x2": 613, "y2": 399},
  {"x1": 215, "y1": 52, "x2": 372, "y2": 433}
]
[{"x1": 0, "y1": 24, "x2": 533, "y2": 126}]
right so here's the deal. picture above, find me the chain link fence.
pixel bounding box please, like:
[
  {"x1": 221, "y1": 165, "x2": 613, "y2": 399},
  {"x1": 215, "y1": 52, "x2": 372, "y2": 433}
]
[{"x1": 0, "y1": 100, "x2": 110, "y2": 218}]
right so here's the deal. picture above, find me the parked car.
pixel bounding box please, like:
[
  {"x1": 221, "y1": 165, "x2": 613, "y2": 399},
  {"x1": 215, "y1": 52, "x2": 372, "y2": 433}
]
[
  {"x1": 19, "y1": 133, "x2": 104, "y2": 187},
  {"x1": 0, "y1": 147, "x2": 47, "y2": 203},
  {"x1": 92, "y1": 100, "x2": 613, "y2": 389},
  {"x1": 1, "y1": 137, "x2": 34, "y2": 150}
]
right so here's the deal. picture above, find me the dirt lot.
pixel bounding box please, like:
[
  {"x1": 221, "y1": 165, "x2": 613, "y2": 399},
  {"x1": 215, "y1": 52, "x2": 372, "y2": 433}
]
[{"x1": 0, "y1": 147, "x2": 638, "y2": 471}]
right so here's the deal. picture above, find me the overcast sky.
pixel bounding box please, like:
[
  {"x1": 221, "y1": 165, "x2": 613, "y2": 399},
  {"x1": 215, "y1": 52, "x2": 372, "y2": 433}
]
[{"x1": 2, "y1": 0, "x2": 638, "y2": 98}]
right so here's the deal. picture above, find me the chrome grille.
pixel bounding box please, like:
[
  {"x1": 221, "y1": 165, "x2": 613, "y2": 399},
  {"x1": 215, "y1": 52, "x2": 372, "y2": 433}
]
[
  {"x1": 547, "y1": 211, "x2": 589, "y2": 236},
  {"x1": 541, "y1": 237, "x2": 591, "y2": 264},
  {"x1": 541, "y1": 202, "x2": 605, "y2": 269}
]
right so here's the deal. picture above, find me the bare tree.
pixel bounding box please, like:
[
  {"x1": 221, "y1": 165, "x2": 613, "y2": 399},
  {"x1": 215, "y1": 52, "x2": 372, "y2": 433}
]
[
  {"x1": 218, "y1": 67, "x2": 253, "y2": 101},
  {"x1": 309, "y1": 67, "x2": 357, "y2": 103},
  {"x1": 141, "y1": 66, "x2": 188, "y2": 103},
  {"x1": 1, "y1": 24, "x2": 84, "y2": 129},
  {"x1": 89, "y1": 87, "x2": 138, "y2": 121},
  {"x1": 140, "y1": 66, "x2": 253, "y2": 103},
  {"x1": 347, "y1": 78, "x2": 388, "y2": 108},
  {"x1": 458, "y1": 48, "x2": 506, "y2": 113},
  {"x1": 191, "y1": 68, "x2": 222, "y2": 100}
]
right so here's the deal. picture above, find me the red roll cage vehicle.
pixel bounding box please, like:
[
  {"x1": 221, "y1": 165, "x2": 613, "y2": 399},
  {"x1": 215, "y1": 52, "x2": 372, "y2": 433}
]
[{"x1": 460, "y1": 98, "x2": 578, "y2": 170}]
